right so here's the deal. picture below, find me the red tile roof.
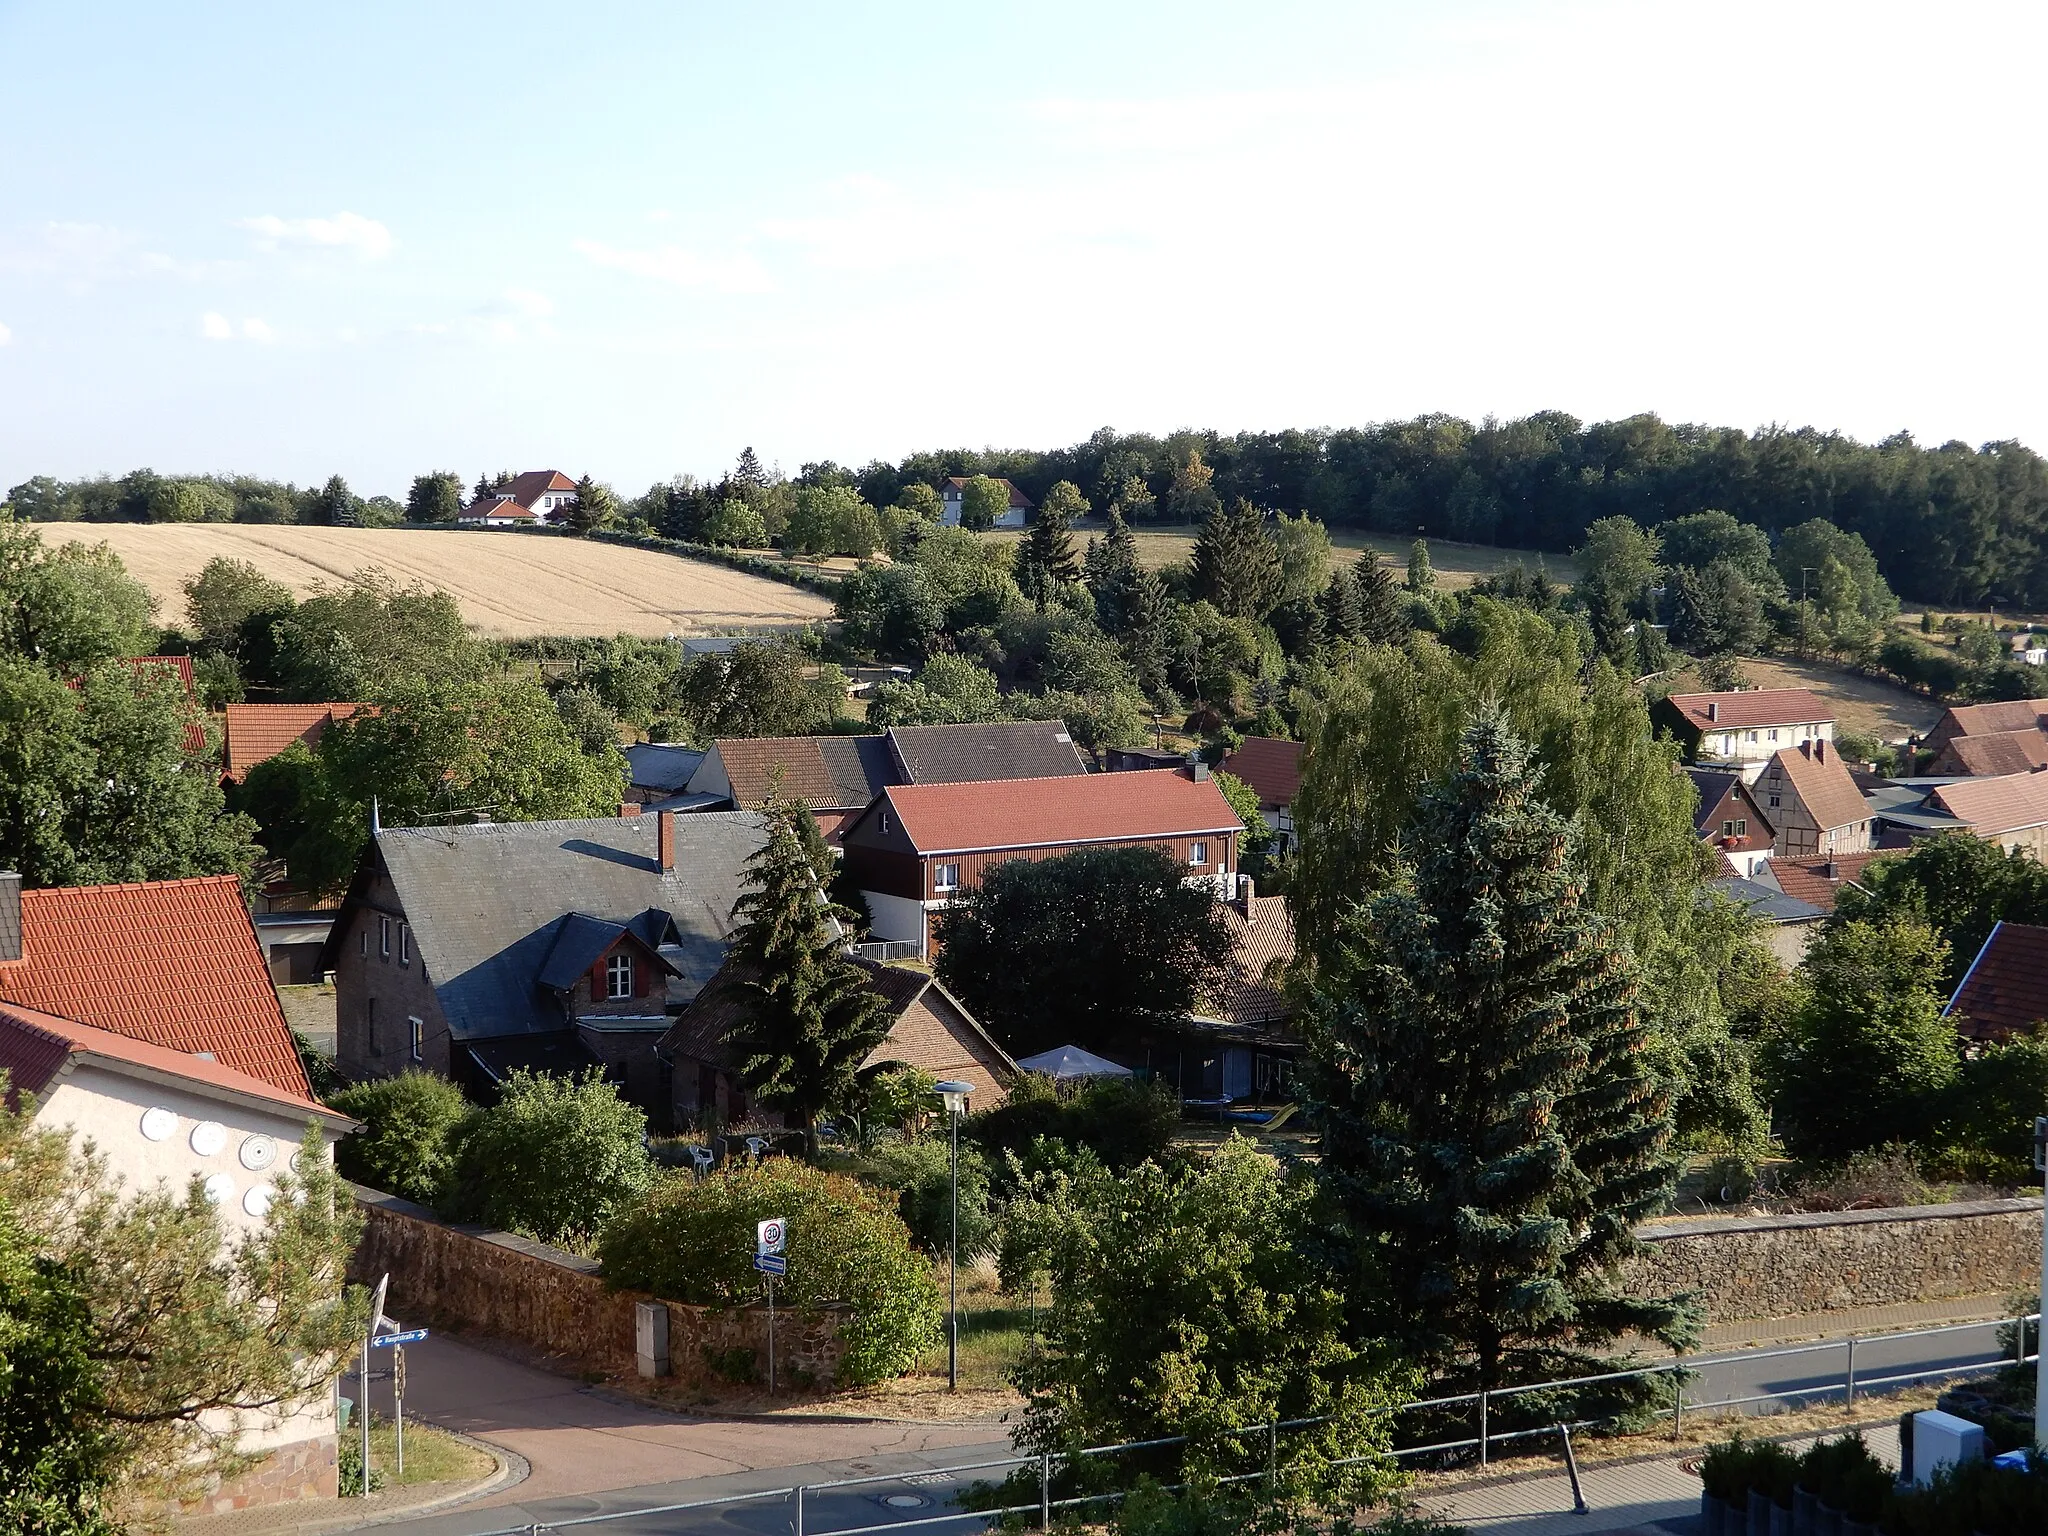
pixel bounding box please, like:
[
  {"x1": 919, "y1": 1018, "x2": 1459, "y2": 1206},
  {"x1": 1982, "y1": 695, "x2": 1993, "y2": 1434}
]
[
  {"x1": 497, "y1": 469, "x2": 578, "y2": 508},
  {"x1": 222, "y1": 702, "x2": 363, "y2": 781},
  {"x1": 117, "y1": 656, "x2": 206, "y2": 755},
  {"x1": 0, "y1": 1001, "x2": 336, "y2": 1120},
  {"x1": 1934, "y1": 728, "x2": 2048, "y2": 778},
  {"x1": 940, "y1": 476, "x2": 1034, "y2": 510},
  {"x1": 1947, "y1": 921, "x2": 2048, "y2": 1041},
  {"x1": 875, "y1": 772, "x2": 1241, "y2": 855},
  {"x1": 1207, "y1": 893, "x2": 1296, "y2": 1027},
  {"x1": 1219, "y1": 737, "x2": 1303, "y2": 810},
  {"x1": 0, "y1": 876, "x2": 311, "y2": 1098},
  {"x1": 1666, "y1": 689, "x2": 1835, "y2": 732},
  {"x1": 1762, "y1": 742, "x2": 1869, "y2": 833},
  {"x1": 1929, "y1": 770, "x2": 2048, "y2": 837},
  {"x1": 1929, "y1": 699, "x2": 2048, "y2": 744},
  {"x1": 1765, "y1": 850, "x2": 1886, "y2": 912}
]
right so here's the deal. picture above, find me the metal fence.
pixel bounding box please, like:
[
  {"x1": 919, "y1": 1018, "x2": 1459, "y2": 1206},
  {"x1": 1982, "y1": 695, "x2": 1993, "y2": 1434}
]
[
  {"x1": 453, "y1": 1311, "x2": 2041, "y2": 1536},
  {"x1": 852, "y1": 940, "x2": 923, "y2": 963}
]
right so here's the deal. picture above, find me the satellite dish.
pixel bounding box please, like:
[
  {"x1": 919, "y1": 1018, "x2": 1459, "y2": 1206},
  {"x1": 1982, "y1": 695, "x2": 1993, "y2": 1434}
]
[{"x1": 139, "y1": 1106, "x2": 177, "y2": 1142}]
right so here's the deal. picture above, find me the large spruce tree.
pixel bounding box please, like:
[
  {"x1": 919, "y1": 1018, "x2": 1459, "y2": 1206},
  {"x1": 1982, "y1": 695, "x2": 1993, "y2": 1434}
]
[
  {"x1": 1307, "y1": 710, "x2": 1692, "y2": 1394},
  {"x1": 1085, "y1": 507, "x2": 1145, "y2": 632},
  {"x1": 1017, "y1": 481, "x2": 1084, "y2": 610},
  {"x1": 1352, "y1": 553, "x2": 1407, "y2": 644},
  {"x1": 1189, "y1": 498, "x2": 1281, "y2": 619},
  {"x1": 727, "y1": 786, "x2": 892, "y2": 1151}
]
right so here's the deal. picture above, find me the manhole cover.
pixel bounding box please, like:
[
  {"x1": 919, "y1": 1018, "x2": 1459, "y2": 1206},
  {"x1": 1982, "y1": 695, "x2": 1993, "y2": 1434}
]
[{"x1": 883, "y1": 1494, "x2": 928, "y2": 1509}]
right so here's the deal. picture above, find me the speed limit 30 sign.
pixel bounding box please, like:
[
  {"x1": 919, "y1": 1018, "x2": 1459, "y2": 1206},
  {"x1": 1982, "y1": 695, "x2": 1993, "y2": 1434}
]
[{"x1": 757, "y1": 1217, "x2": 787, "y2": 1255}]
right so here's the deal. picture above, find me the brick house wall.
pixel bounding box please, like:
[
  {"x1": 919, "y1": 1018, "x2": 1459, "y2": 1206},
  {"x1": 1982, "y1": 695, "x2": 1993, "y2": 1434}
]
[{"x1": 333, "y1": 872, "x2": 452, "y2": 1082}]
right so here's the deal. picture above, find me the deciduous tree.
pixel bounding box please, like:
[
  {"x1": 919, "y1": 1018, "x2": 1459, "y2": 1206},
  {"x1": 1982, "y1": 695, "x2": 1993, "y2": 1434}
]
[
  {"x1": 959, "y1": 476, "x2": 1012, "y2": 532},
  {"x1": 0, "y1": 519, "x2": 158, "y2": 670},
  {"x1": 404, "y1": 472, "x2": 464, "y2": 523},
  {"x1": 675, "y1": 639, "x2": 843, "y2": 739}
]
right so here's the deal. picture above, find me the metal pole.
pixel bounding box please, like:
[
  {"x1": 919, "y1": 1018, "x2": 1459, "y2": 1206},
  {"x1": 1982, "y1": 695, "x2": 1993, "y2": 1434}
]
[
  {"x1": 948, "y1": 1104, "x2": 960, "y2": 1392},
  {"x1": 1845, "y1": 1335, "x2": 1857, "y2": 1407},
  {"x1": 768, "y1": 1275, "x2": 777, "y2": 1396},
  {"x1": 394, "y1": 1345, "x2": 405, "y2": 1477},
  {"x1": 1478, "y1": 1390, "x2": 1488, "y2": 1468},
  {"x1": 360, "y1": 1339, "x2": 371, "y2": 1496},
  {"x1": 1671, "y1": 1366, "x2": 1683, "y2": 1441},
  {"x1": 1039, "y1": 1453, "x2": 1050, "y2": 1530},
  {"x1": 1558, "y1": 1425, "x2": 1588, "y2": 1515},
  {"x1": 796, "y1": 1484, "x2": 805, "y2": 1536}
]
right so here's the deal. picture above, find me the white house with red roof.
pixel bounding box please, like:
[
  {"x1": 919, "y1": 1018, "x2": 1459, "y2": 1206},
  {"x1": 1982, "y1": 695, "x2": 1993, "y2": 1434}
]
[
  {"x1": 838, "y1": 767, "x2": 1243, "y2": 956},
  {"x1": 937, "y1": 476, "x2": 1032, "y2": 529},
  {"x1": 1651, "y1": 688, "x2": 1836, "y2": 780},
  {"x1": 458, "y1": 469, "x2": 579, "y2": 526}
]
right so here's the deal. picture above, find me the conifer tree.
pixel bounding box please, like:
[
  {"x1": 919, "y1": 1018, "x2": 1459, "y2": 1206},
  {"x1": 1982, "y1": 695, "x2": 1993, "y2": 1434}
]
[
  {"x1": 1307, "y1": 711, "x2": 1692, "y2": 1394},
  {"x1": 1353, "y1": 554, "x2": 1407, "y2": 644},
  {"x1": 1190, "y1": 498, "x2": 1281, "y2": 620},
  {"x1": 1016, "y1": 481, "x2": 1084, "y2": 610},
  {"x1": 727, "y1": 785, "x2": 892, "y2": 1152},
  {"x1": 1086, "y1": 507, "x2": 1144, "y2": 633},
  {"x1": 1320, "y1": 562, "x2": 1364, "y2": 640},
  {"x1": 733, "y1": 446, "x2": 768, "y2": 489},
  {"x1": 1121, "y1": 568, "x2": 1172, "y2": 699},
  {"x1": 1405, "y1": 537, "x2": 1436, "y2": 593},
  {"x1": 564, "y1": 475, "x2": 617, "y2": 532}
]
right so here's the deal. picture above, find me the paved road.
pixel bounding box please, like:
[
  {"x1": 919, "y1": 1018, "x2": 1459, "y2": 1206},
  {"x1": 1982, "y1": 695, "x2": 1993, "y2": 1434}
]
[{"x1": 371, "y1": 1320, "x2": 2017, "y2": 1536}]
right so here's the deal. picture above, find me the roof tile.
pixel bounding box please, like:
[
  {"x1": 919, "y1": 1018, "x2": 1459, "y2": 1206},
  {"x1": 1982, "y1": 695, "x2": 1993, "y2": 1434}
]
[
  {"x1": 1219, "y1": 737, "x2": 1303, "y2": 809},
  {"x1": 1667, "y1": 689, "x2": 1835, "y2": 732},
  {"x1": 874, "y1": 772, "x2": 1241, "y2": 855},
  {"x1": 1948, "y1": 921, "x2": 2048, "y2": 1040},
  {"x1": 222, "y1": 703, "x2": 363, "y2": 781},
  {"x1": 1765, "y1": 850, "x2": 1885, "y2": 912},
  {"x1": 1930, "y1": 770, "x2": 2048, "y2": 837},
  {"x1": 1762, "y1": 743, "x2": 1869, "y2": 833}
]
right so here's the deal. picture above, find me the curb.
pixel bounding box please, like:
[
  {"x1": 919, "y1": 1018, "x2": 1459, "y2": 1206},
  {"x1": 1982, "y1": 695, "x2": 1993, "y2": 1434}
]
[{"x1": 302, "y1": 1426, "x2": 528, "y2": 1534}]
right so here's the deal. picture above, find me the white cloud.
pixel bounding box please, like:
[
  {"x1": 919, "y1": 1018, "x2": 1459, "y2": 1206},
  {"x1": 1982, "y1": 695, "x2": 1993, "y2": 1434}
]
[
  {"x1": 501, "y1": 287, "x2": 554, "y2": 318},
  {"x1": 572, "y1": 238, "x2": 772, "y2": 294},
  {"x1": 0, "y1": 321, "x2": 11, "y2": 346},
  {"x1": 200, "y1": 311, "x2": 234, "y2": 340},
  {"x1": 236, "y1": 211, "x2": 393, "y2": 260},
  {"x1": 240, "y1": 318, "x2": 276, "y2": 343},
  {"x1": 201, "y1": 312, "x2": 275, "y2": 342}
]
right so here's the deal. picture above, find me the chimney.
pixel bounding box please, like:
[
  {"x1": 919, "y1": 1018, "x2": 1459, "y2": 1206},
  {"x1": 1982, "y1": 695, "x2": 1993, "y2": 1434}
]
[
  {"x1": 1706, "y1": 701, "x2": 1719, "y2": 722},
  {"x1": 1799, "y1": 739, "x2": 1813, "y2": 760},
  {"x1": 658, "y1": 810, "x2": 676, "y2": 872},
  {"x1": 1190, "y1": 761, "x2": 1211, "y2": 782},
  {"x1": 619, "y1": 801, "x2": 643, "y2": 818},
  {"x1": 1823, "y1": 859, "x2": 1840, "y2": 880},
  {"x1": 0, "y1": 871, "x2": 20, "y2": 964},
  {"x1": 1814, "y1": 739, "x2": 1826, "y2": 763}
]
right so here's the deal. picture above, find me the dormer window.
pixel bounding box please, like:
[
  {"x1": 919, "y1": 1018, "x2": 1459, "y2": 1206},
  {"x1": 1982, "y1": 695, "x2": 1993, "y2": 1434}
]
[{"x1": 606, "y1": 952, "x2": 634, "y2": 999}]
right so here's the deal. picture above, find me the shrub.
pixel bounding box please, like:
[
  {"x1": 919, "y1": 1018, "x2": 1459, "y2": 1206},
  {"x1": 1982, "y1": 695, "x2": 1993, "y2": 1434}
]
[
  {"x1": 598, "y1": 1157, "x2": 941, "y2": 1386},
  {"x1": 862, "y1": 1136, "x2": 992, "y2": 1258},
  {"x1": 969, "y1": 1074, "x2": 1179, "y2": 1188},
  {"x1": 329, "y1": 1071, "x2": 473, "y2": 1206},
  {"x1": 1797, "y1": 1435, "x2": 1890, "y2": 1522},
  {"x1": 442, "y1": 1069, "x2": 652, "y2": 1247},
  {"x1": 1789, "y1": 1146, "x2": 1928, "y2": 1212}
]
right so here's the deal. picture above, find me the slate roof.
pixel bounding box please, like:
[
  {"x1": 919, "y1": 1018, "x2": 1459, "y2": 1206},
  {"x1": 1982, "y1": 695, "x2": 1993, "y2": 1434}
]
[
  {"x1": 716, "y1": 735, "x2": 899, "y2": 810},
  {"x1": 535, "y1": 911, "x2": 678, "y2": 992},
  {"x1": 0, "y1": 1001, "x2": 344, "y2": 1122},
  {"x1": 887, "y1": 721, "x2": 1087, "y2": 783},
  {"x1": 869, "y1": 771, "x2": 1241, "y2": 855},
  {"x1": 1939, "y1": 729, "x2": 2048, "y2": 778},
  {"x1": 1946, "y1": 920, "x2": 2048, "y2": 1040},
  {"x1": 1708, "y1": 877, "x2": 1824, "y2": 925},
  {"x1": 1219, "y1": 737, "x2": 1304, "y2": 810},
  {"x1": 1665, "y1": 689, "x2": 1835, "y2": 733},
  {"x1": 1761, "y1": 743, "x2": 1870, "y2": 833},
  {"x1": 1763, "y1": 851, "x2": 1885, "y2": 912},
  {"x1": 0, "y1": 875, "x2": 311, "y2": 1098},
  {"x1": 349, "y1": 812, "x2": 767, "y2": 1042},
  {"x1": 624, "y1": 744, "x2": 706, "y2": 795},
  {"x1": 222, "y1": 702, "x2": 363, "y2": 781},
  {"x1": 1928, "y1": 770, "x2": 2048, "y2": 836}
]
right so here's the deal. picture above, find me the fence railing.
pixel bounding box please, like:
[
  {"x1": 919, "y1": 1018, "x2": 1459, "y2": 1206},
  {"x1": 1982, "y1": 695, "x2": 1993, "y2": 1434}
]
[
  {"x1": 454, "y1": 1311, "x2": 2040, "y2": 1536},
  {"x1": 852, "y1": 939, "x2": 923, "y2": 963}
]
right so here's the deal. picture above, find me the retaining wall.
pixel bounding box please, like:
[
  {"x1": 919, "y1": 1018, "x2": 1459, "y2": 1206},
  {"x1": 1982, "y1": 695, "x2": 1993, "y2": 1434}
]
[{"x1": 348, "y1": 1186, "x2": 847, "y2": 1389}]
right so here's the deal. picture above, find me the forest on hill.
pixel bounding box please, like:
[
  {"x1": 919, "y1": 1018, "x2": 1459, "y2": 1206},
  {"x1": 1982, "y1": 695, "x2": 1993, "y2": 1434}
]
[{"x1": 10, "y1": 412, "x2": 2048, "y2": 607}]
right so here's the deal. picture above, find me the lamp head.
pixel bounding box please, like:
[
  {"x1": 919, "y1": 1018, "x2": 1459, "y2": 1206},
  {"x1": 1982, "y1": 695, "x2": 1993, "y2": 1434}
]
[{"x1": 936, "y1": 1080, "x2": 974, "y2": 1117}]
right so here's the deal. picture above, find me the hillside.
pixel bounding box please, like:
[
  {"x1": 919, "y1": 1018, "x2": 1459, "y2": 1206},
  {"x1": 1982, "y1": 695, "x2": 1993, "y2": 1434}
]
[{"x1": 32, "y1": 523, "x2": 835, "y2": 639}]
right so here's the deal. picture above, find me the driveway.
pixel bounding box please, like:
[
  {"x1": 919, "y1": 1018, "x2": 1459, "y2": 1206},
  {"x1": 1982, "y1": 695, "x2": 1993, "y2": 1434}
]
[{"x1": 381, "y1": 1334, "x2": 1012, "y2": 1512}]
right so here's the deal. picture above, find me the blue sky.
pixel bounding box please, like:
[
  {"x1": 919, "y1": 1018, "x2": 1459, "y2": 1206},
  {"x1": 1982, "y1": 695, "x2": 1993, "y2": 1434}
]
[{"x1": 2, "y1": 1, "x2": 2044, "y2": 499}]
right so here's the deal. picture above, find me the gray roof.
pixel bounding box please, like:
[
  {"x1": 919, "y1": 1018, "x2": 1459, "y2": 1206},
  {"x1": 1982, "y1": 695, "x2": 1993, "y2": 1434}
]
[
  {"x1": 1707, "y1": 877, "x2": 1825, "y2": 925},
  {"x1": 888, "y1": 720, "x2": 1088, "y2": 783},
  {"x1": 624, "y1": 744, "x2": 705, "y2": 794},
  {"x1": 1684, "y1": 767, "x2": 1741, "y2": 835},
  {"x1": 536, "y1": 911, "x2": 677, "y2": 992},
  {"x1": 368, "y1": 812, "x2": 768, "y2": 1042}
]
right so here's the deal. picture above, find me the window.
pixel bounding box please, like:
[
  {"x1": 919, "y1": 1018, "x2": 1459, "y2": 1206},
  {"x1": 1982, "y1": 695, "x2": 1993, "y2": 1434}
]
[
  {"x1": 1746, "y1": 730, "x2": 1758, "y2": 743},
  {"x1": 1189, "y1": 841, "x2": 1208, "y2": 866},
  {"x1": 408, "y1": 1015, "x2": 423, "y2": 1061},
  {"x1": 367, "y1": 997, "x2": 377, "y2": 1053},
  {"x1": 1721, "y1": 820, "x2": 1734, "y2": 838},
  {"x1": 359, "y1": 928, "x2": 367, "y2": 958},
  {"x1": 1768, "y1": 794, "x2": 1781, "y2": 808},
  {"x1": 878, "y1": 810, "x2": 890, "y2": 834},
  {"x1": 399, "y1": 924, "x2": 410, "y2": 965},
  {"x1": 1735, "y1": 818, "x2": 1747, "y2": 836},
  {"x1": 380, "y1": 917, "x2": 391, "y2": 958},
  {"x1": 933, "y1": 862, "x2": 960, "y2": 892},
  {"x1": 606, "y1": 952, "x2": 634, "y2": 1000},
  {"x1": 1767, "y1": 728, "x2": 1779, "y2": 743}
]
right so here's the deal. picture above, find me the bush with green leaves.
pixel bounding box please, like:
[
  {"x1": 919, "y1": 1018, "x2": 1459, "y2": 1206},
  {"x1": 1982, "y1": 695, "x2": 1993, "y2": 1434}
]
[
  {"x1": 442, "y1": 1069, "x2": 652, "y2": 1248},
  {"x1": 598, "y1": 1156, "x2": 941, "y2": 1386},
  {"x1": 969, "y1": 1073, "x2": 1180, "y2": 1187},
  {"x1": 329, "y1": 1071, "x2": 473, "y2": 1206},
  {"x1": 861, "y1": 1136, "x2": 991, "y2": 1258}
]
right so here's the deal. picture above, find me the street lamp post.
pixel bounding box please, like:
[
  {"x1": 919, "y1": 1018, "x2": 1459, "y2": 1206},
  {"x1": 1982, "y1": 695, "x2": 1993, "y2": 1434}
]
[{"x1": 937, "y1": 1080, "x2": 974, "y2": 1391}]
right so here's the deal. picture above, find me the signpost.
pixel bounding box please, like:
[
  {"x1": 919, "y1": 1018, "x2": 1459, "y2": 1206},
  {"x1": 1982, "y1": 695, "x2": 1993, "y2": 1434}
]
[
  {"x1": 371, "y1": 1328, "x2": 429, "y2": 1347},
  {"x1": 757, "y1": 1217, "x2": 787, "y2": 1394}
]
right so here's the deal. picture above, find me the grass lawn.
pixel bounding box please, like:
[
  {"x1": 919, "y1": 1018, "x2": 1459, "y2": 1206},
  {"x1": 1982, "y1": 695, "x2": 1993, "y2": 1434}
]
[{"x1": 354, "y1": 1414, "x2": 495, "y2": 1486}]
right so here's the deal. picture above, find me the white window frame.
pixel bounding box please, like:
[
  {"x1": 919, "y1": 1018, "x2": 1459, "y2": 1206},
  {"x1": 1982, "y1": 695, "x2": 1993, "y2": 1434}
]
[
  {"x1": 399, "y1": 924, "x2": 410, "y2": 965},
  {"x1": 408, "y1": 1015, "x2": 423, "y2": 1062},
  {"x1": 380, "y1": 916, "x2": 391, "y2": 958},
  {"x1": 1189, "y1": 841, "x2": 1208, "y2": 866},
  {"x1": 933, "y1": 862, "x2": 960, "y2": 893},
  {"x1": 606, "y1": 952, "x2": 634, "y2": 1000}
]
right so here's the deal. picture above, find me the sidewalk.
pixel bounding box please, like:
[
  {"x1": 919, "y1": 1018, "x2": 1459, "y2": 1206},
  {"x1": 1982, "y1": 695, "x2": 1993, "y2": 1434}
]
[{"x1": 1619, "y1": 1292, "x2": 2013, "y2": 1358}]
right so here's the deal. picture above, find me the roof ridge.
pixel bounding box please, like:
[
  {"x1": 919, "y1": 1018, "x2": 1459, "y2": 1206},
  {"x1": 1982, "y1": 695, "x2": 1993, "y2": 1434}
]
[{"x1": 23, "y1": 871, "x2": 245, "y2": 896}]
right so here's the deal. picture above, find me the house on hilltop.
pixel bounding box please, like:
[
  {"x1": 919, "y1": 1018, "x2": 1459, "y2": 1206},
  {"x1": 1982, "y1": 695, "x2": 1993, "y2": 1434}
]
[
  {"x1": 1651, "y1": 688, "x2": 1836, "y2": 780},
  {"x1": 322, "y1": 808, "x2": 767, "y2": 1103},
  {"x1": 938, "y1": 476, "x2": 1032, "y2": 529},
  {"x1": 458, "y1": 469, "x2": 579, "y2": 526},
  {"x1": 838, "y1": 768, "x2": 1242, "y2": 957}
]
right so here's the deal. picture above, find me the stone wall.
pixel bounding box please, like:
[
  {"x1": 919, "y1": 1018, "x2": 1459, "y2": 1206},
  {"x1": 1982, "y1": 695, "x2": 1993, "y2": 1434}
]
[
  {"x1": 348, "y1": 1186, "x2": 847, "y2": 1389},
  {"x1": 1627, "y1": 1198, "x2": 2043, "y2": 1323},
  {"x1": 167, "y1": 1435, "x2": 339, "y2": 1519}
]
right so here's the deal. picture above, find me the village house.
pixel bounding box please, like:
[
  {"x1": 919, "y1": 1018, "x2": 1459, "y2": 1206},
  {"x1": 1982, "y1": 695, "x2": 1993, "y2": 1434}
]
[
  {"x1": 1918, "y1": 770, "x2": 2048, "y2": 858},
  {"x1": 1921, "y1": 696, "x2": 2048, "y2": 760},
  {"x1": 657, "y1": 955, "x2": 1017, "y2": 1130},
  {"x1": 1651, "y1": 688, "x2": 1836, "y2": 780},
  {"x1": 1757, "y1": 739, "x2": 1873, "y2": 858},
  {"x1": 1922, "y1": 697, "x2": 2048, "y2": 775},
  {"x1": 937, "y1": 475, "x2": 1032, "y2": 528},
  {"x1": 322, "y1": 809, "x2": 766, "y2": 1102},
  {"x1": 0, "y1": 870, "x2": 349, "y2": 1510},
  {"x1": 457, "y1": 469, "x2": 579, "y2": 526},
  {"x1": 1756, "y1": 849, "x2": 1885, "y2": 914},
  {"x1": 838, "y1": 767, "x2": 1243, "y2": 957},
  {"x1": 683, "y1": 720, "x2": 1089, "y2": 844},
  {"x1": 222, "y1": 702, "x2": 364, "y2": 783},
  {"x1": 1218, "y1": 736, "x2": 1305, "y2": 852},
  {"x1": 1707, "y1": 876, "x2": 1827, "y2": 967},
  {"x1": 1686, "y1": 766, "x2": 1776, "y2": 878},
  {"x1": 1945, "y1": 920, "x2": 2048, "y2": 1042}
]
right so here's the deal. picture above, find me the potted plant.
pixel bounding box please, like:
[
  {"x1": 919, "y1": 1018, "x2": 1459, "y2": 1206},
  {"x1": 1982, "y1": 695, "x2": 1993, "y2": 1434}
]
[
  {"x1": 1702, "y1": 1436, "x2": 1756, "y2": 1536},
  {"x1": 1753, "y1": 1441, "x2": 1798, "y2": 1536}
]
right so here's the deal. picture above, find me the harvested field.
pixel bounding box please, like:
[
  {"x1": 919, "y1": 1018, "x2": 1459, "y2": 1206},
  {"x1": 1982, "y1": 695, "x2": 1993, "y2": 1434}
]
[{"x1": 32, "y1": 522, "x2": 835, "y2": 639}]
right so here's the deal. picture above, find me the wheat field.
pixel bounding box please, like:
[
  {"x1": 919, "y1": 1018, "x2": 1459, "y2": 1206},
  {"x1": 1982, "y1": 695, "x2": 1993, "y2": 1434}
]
[{"x1": 32, "y1": 522, "x2": 836, "y2": 639}]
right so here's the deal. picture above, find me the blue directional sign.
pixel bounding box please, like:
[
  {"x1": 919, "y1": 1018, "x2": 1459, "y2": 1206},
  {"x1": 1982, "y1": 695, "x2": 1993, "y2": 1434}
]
[
  {"x1": 371, "y1": 1328, "x2": 430, "y2": 1347},
  {"x1": 753, "y1": 1251, "x2": 787, "y2": 1276}
]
